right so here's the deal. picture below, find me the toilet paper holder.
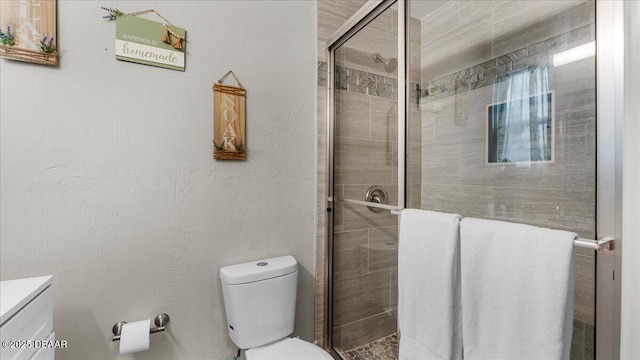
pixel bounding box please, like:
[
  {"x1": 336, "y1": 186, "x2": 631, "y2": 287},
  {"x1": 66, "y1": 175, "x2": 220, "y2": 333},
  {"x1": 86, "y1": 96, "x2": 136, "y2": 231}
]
[{"x1": 111, "y1": 313, "x2": 170, "y2": 342}]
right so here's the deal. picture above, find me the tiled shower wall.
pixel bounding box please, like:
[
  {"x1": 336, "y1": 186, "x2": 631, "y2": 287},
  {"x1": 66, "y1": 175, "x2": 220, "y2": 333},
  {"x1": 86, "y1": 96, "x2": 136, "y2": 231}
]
[
  {"x1": 331, "y1": 82, "x2": 400, "y2": 351},
  {"x1": 418, "y1": 2, "x2": 596, "y2": 359}
]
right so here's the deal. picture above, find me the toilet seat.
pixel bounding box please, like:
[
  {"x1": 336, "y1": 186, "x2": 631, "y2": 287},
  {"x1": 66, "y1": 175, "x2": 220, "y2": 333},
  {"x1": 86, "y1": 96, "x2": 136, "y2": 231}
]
[{"x1": 245, "y1": 337, "x2": 333, "y2": 360}]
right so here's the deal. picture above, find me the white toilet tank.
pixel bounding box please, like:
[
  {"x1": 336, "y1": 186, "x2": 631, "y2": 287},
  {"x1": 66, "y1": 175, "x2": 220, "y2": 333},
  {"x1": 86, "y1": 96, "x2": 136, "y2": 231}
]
[{"x1": 220, "y1": 255, "x2": 298, "y2": 349}]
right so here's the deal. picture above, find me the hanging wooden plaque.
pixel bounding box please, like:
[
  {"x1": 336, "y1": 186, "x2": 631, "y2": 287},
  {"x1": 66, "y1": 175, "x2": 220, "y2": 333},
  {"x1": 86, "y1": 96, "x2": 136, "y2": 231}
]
[
  {"x1": 115, "y1": 15, "x2": 186, "y2": 72},
  {"x1": 0, "y1": 0, "x2": 58, "y2": 66},
  {"x1": 213, "y1": 79, "x2": 246, "y2": 160}
]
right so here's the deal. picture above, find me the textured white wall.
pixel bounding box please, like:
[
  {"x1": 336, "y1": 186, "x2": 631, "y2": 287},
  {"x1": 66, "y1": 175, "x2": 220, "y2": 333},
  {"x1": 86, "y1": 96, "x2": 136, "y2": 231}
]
[
  {"x1": 621, "y1": 2, "x2": 640, "y2": 359},
  {"x1": 0, "y1": 1, "x2": 317, "y2": 359}
]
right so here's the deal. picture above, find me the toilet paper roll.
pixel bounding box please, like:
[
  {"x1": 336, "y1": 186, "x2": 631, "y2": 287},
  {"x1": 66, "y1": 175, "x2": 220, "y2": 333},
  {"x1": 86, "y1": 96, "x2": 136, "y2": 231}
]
[{"x1": 119, "y1": 319, "x2": 150, "y2": 355}]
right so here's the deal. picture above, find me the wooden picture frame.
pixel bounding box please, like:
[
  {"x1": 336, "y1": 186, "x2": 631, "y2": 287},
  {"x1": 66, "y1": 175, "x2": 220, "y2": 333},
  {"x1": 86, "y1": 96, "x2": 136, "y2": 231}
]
[{"x1": 0, "y1": 0, "x2": 58, "y2": 66}]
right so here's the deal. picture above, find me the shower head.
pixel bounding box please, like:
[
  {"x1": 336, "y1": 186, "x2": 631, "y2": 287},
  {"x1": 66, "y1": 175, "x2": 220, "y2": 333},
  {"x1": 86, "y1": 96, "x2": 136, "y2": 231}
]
[{"x1": 373, "y1": 53, "x2": 398, "y2": 73}]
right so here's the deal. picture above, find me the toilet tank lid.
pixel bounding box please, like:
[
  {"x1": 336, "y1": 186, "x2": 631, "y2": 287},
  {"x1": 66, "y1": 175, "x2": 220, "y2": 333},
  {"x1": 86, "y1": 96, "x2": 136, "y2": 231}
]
[{"x1": 220, "y1": 255, "x2": 298, "y2": 285}]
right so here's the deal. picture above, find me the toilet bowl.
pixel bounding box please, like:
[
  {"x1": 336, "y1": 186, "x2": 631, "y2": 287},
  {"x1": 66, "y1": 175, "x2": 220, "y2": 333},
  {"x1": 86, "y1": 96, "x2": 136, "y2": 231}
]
[
  {"x1": 220, "y1": 255, "x2": 333, "y2": 360},
  {"x1": 246, "y1": 337, "x2": 332, "y2": 360}
]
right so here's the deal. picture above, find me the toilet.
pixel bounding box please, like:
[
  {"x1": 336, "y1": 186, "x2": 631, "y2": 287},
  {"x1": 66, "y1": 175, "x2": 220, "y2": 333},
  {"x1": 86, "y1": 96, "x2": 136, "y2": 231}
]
[{"x1": 220, "y1": 255, "x2": 333, "y2": 360}]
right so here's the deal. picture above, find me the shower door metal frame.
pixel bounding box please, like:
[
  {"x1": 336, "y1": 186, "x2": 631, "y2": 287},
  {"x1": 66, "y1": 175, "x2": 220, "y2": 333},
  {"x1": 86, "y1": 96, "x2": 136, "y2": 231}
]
[
  {"x1": 595, "y1": 1, "x2": 624, "y2": 359},
  {"x1": 324, "y1": 0, "x2": 623, "y2": 359},
  {"x1": 324, "y1": 0, "x2": 408, "y2": 357}
]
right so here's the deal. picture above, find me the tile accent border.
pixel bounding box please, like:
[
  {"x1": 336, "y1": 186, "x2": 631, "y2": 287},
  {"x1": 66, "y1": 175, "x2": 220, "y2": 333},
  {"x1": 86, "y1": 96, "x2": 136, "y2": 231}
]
[
  {"x1": 318, "y1": 61, "x2": 420, "y2": 102},
  {"x1": 420, "y1": 23, "x2": 595, "y2": 104},
  {"x1": 317, "y1": 23, "x2": 594, "y2": 105}
]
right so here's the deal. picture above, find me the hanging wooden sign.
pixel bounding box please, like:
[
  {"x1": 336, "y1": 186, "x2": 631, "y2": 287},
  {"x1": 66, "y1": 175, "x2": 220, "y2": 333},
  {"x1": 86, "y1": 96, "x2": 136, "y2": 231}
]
[
  {"x1": 213, "y1": 71, "x2": 246, "y2": 160},
  {"x1": 0, "y1": 0, "x2": 58, "y2": 66},
  {"x1": 114, "y1": 12, "x2": 186, "y2": 71}
]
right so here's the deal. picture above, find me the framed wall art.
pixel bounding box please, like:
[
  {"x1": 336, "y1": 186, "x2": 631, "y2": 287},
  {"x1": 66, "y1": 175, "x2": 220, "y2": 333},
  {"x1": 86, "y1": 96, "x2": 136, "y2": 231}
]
[{"x1": 0, "y1": 0, "x2": 58, "y2": 66}]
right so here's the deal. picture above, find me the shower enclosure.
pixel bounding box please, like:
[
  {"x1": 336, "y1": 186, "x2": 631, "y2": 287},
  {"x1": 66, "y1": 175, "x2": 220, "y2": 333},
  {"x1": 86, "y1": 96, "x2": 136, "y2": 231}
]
[{"x1": 322, "y1": 1, "x2": 622, "y2": 359}]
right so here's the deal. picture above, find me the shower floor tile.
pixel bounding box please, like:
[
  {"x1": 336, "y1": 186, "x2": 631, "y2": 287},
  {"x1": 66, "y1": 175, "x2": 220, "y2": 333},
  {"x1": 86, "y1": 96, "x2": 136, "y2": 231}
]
[{"x1": 341, "y1": 333, "x2": 398, "y2": 360}]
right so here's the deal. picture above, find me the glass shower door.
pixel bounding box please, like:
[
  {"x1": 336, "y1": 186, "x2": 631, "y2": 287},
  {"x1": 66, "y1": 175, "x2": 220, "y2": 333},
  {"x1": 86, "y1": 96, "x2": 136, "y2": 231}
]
[
  {"x1": 330, "y1": 2, "x2": 401, "y2": 359},
  {"x1": 326, "y1": 1, "x2": 617, "y2": 359},
  {"x1": 408, "y1": 1, "x2": 599, "y2": 358}
]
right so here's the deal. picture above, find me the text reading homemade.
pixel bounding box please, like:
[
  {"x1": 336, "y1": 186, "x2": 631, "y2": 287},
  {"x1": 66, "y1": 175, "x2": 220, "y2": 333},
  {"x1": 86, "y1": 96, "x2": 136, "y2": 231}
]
[{"x1": 115, "y1": 15, "x2": 185, "y2": 71}]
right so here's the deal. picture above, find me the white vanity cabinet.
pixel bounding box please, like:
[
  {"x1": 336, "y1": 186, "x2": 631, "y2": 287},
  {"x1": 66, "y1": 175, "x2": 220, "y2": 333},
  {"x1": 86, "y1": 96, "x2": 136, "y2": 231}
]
[{"x1": 0, "y1": 276, "x2": 54, "y2": 360}]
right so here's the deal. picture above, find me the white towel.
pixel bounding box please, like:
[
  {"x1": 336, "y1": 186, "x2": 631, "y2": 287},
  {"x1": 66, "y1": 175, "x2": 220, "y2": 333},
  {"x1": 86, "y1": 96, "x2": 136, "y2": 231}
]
[
  {"x1": 398, "y1": 209, "x2": 463, "y2": 360},
  {"x1": 460, "y1": 218, "x2": 576, "y2": 360}
]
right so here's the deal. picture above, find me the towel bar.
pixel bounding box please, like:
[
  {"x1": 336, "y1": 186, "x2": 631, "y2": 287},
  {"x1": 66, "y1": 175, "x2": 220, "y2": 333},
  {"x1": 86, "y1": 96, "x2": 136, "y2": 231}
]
[
  {"x1": 342, "y1": 198, "x2": 400, "y2": 212},
  {"x1": 574, "y1": 237, "x2": 614, "y2": 251},
  {"x1": 338, "y1": 201, "x2": 615, "y2": 251}
]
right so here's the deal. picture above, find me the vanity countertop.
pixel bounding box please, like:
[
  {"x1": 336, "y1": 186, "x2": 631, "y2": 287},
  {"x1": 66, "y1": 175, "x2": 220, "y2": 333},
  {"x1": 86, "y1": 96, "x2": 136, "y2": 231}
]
[{"x1": 0, "y1": 275, "x2": 53, "y2": 325}]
